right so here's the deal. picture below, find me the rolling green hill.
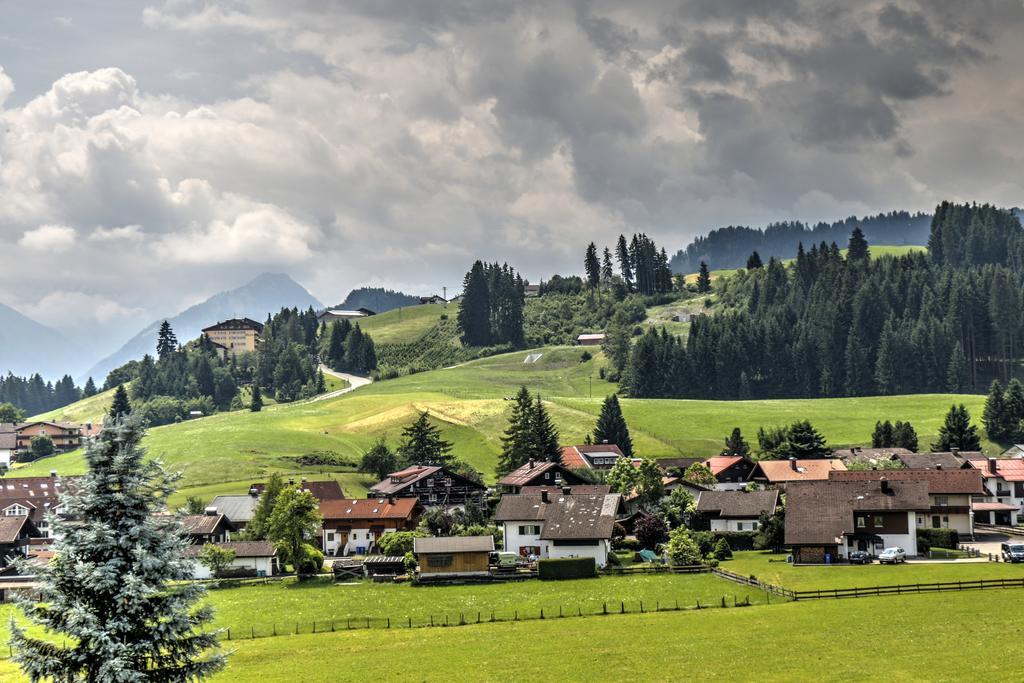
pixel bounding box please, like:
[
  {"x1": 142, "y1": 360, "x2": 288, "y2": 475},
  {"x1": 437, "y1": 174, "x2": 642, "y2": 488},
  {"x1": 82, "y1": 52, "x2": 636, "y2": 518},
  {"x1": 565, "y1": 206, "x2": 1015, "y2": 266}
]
[
  {"x1": 29, "y1": 387, "x2": 116, "y2": 425},
  {"x1": 15, "y1": 344, "x2": 989, "y2": 505},
  {"x1": 357, "y1": 303, "x2": 452, "y2": 344}
]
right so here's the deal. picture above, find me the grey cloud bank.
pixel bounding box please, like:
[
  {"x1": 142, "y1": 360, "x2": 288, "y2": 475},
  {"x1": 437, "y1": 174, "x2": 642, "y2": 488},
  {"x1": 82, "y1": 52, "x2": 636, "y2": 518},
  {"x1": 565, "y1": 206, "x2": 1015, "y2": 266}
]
[{"x1": 1, "y1": 0, "x2": 1023, "y2": 360}]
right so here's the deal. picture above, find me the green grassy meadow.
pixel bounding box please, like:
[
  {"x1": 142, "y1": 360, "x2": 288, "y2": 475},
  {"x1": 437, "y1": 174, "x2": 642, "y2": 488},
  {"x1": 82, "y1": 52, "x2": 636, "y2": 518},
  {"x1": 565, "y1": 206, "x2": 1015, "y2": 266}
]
[
  {"x1": 16, "y1": 344, "x2": 989, "y2": 499},
  {"x1": 2, "y1": 584, "x2": 1017, "y2": 681},
  {"x1": 30, "y1": 386, "x2": 116, "y2": 425},
  {"x1": 357, "y1": 303, "x2": 451, "y2": 344}
]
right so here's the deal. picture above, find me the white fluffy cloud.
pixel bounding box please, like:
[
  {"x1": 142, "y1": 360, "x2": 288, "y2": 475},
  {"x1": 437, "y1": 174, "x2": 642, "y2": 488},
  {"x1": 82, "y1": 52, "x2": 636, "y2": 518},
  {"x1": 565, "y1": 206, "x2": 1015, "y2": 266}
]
[
  {"x1": 19, "y1": 225, "x2": 77, "y2": 252},
  {"x1": 1, "y1": 1, "x2": 1023, "y2": 350}
]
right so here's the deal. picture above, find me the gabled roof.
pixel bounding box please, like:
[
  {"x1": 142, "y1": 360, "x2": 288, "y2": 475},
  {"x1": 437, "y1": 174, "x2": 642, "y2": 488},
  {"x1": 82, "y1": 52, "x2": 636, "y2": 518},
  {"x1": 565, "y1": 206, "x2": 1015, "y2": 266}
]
[
  {"x1": 834, "y1": 447, "x2": 912, "y2": 466},
  {"x1": 785, "y1": 479, "x2": 931, "y2": 546},
  {"x1": 963, "y1": 457, "x2": 1024, "y2": 481},
  {"x1": 750, "y1": 458, "x2": 847, "y2": 483},
  {"x1": 183, "y1": 541, "x2": 276, "y2": 558},
  {"x1": 414, "y1": 535, "x2": 494, "y2": 553},
  {"x1": 656, "y1": 457, "x2": 703, "y2": 472},
  {"x1": 519, "y1": 485, "x2": 612, "y2": 496},
  {"x1": 201, "y1": 318, "x2": 264, "y2": 333},
  {"x1": 703, "y1": 456, "x2": 749, "y2": 475},
  {"x1": 560, "y1": 444, "x2": 625, "y2": 469},
  {"x1": 695, "y1": 490, "x2": 779, "y2": 518},
  {"x1": 494, "y1": 493, "x2": 623, "y2": 540},
  {"x1": 211, "y1": 495, "x2": 260, "y2": 523},
  {"x1": 181, "y1": 514, "x2": 234, "y2": 535},
  {"x1": 318, "y1": 309, "x2": 368, "y2": 318},
  {"x1": 497, "y1": 460, "x2": 581, "y2": 487},
  {"x1": 250, "y1": 480, "x2": 345, "y2": 501},
  {"x1": 830, "y1": 468, "x2": 985, "y2": 495},
  {"x1": 11, "y1": 421, "x2": 80, "y2": 433},
  {"x1": 0, "y1": 432, "x2": 16, "y2": 450},
  {"x1": 576, "y1": 333, "x2": 605, "y2": 341},
  {"x1": 369, "y1": 465, "x2": 484, "y2": 495},
  {"x1": 0, "y1": 515, "x2": 37, "y2": 544},
  {"x1": 319, "y1": 497, "x2": 419, "y2": 521},
  {"x1": 896, "y1": 452, "x2": 966, "y2": 470}
]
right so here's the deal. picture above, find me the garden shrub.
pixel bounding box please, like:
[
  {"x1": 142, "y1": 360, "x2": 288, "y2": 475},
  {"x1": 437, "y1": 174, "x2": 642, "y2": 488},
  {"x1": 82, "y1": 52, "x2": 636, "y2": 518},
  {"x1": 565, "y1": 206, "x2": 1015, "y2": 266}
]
[
  {"x1": 916, "y1": 527, "x2": 959, "y2": 549},
  {"x1": 613, "y1": 537, "x2": 640, "y2": 552},
  {"x1": 538, "y1": 557, "x2": 597, "y2": 580},
  {"x1": 713, "y1": 538, "x2": 733, "y2": 560},
  {"x1": 712, "y1": 531, "x2": 756, "y2": 551}
]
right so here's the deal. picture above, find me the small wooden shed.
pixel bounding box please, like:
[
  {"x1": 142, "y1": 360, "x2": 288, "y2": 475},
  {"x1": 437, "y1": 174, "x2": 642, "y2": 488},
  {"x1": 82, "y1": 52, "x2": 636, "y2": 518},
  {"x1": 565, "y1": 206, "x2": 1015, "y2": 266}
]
[{"x1": 413, "y1": 536, "x2": 494, "y2": 577}]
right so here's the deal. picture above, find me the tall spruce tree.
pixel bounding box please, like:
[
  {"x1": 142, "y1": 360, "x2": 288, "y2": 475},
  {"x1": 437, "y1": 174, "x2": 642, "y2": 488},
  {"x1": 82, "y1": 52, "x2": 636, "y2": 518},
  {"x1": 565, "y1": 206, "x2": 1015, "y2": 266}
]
[
  {"x1": 531, "y1": 395, "x2": 561, "y2": 463},
  {"x1": 601, "y1": 247, "x2": 615, "y2": 286},
  {"x1": 250, "y1": 383, "x2": 263, "y2": 412},
  {"x1": 10, "y1": 416, "x2": 225, "y2": 680},
  {"x1": 696, "y1": 261, "x2": 712, "y2": 293},
  {"x1": 593, "y1": 394, "x2": 633, "y2": 457},
  {"x1": 398, "y1": 412, "x2": 453, "y2": 466},
  {"x1": 497, "y1": 386, "x2": 535, "y2": 476},
  {"x1": 847, "y1": 227, "x2": 870, "y2": 261},
  {"x1": 932, "y1": 404, "x2": 981, "y2": 451},
  {"x1": 584, "y1": 242, "x2": 601, "y2": 289},
  {"x1": 109, "y1": 384, "x2": 131, "y2": 418},
  {"x1": 983, "y1": 379, "x2": 1008, "y2": 442},
  {"x1": 746, "y1": 251, "x2": 763, "y2": 269},
  {"x1": 157, "y1": 320, "x2": 179, "y2": 359},
  {"x1": 245, "y1": 473, "x2": 283, "y2": 540},
  {"x1": 83, "y1": 376, "x2": 97, "y2": 397},
  {"x1": 721, "y1": 427, "x2": 750, "y2": 457},
  {"x1": 458, "y1": 260, "x2": 492, "y2": 346},
  {"x1": 946, "y1": 342, "x2": 969, "y2": 392},
  {"x1": 893, "y1": 421, "x2": 919, "y2": 451},
  {"x1": 616, "y1": 234, "x2": 633, "y2": 289},
  {"x1": 327, "y1": 320, "x2": 347, "y2": 370}
]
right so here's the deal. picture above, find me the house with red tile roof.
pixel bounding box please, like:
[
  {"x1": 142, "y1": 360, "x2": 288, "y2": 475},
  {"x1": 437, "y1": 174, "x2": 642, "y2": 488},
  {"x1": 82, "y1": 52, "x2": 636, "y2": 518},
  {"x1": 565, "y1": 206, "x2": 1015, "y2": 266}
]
[
  {"x1": 702, "y1": 456, "x2": 756, "y2": 490},
  {"x1": 962, "y1": 457, "x2": 1024, "y2": 525},
  {"x1": 319, "y1": 497, "x2": 421, "y2": 556},
  {"x1": 560, "y1": 444, "x2": 626, "y2": 470},
  {"x1": 748, "y1": 458, "x2": 847, "y2": 488}
]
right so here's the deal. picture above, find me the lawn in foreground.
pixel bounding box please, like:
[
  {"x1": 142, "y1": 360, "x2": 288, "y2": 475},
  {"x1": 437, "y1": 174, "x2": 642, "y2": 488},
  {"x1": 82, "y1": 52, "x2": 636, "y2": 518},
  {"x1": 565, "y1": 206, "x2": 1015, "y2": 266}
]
[
  {"x1": 79, "y1": 589, "x2": 1024, "y2": 681},
  {"x1": 722, "y1": 550, "x2": 1024, "y2": 590}
]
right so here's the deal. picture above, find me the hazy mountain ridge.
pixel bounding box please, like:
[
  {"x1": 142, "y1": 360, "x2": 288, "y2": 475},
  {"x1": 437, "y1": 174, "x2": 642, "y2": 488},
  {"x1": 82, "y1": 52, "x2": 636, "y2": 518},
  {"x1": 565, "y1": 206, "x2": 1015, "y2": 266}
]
[
  {"x1": 0, "y1": 303, "x2": 83, "y2": 379},
  {"x1": 82, "y1": 273, "x2": 323, "y2": 384}
]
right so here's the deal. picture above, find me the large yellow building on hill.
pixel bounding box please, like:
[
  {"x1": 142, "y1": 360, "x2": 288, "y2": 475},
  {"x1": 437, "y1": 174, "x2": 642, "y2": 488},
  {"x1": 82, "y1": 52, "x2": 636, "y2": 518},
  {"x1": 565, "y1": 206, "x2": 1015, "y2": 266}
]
[{"x1": 201, "y1": 318, "x2": 264, "y2": 359}]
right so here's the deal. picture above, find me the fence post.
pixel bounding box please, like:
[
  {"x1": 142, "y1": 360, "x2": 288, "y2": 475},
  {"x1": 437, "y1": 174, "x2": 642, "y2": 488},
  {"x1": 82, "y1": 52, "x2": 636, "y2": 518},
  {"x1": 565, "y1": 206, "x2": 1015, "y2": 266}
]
[
  {"x1": 540, "y1": 608, "x2": 545, "y2": 620},
  {"x1": 387, "y1": 617, "x2": 391, "y2": 629},
  {"x1": 227, "y1": 628, "x2": 231, "y2": 640},
  {"x1": 514, "y1": 610, "x2": 518, "y2": 621},
  {"x1": 251, "y1": 626, "x2": 254, "y2": 639},
  {"x1": 295, "y1": 622, "x2": 299, "y2": 635},
  {"x1": 409, "y1": 617, "x2": 412, "y2": 629},
  {"x1": 620, "y1": 601, "x2": 625, "y2": 614},
  {"x1": 273, "y1": 623, "x2": 277, "y2": 636},
  {"x1": 603, "y1": 602, "x2": 607, "y2": 615}
]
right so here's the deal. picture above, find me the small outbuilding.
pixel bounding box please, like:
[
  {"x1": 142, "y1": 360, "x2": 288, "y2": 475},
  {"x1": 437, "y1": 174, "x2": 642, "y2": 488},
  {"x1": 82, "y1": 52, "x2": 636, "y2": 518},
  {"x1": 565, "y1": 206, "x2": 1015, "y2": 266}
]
[
  {"x1": 576, "y1": 333, "x2": 605, "y2": 346},
  {"x1": 413, "y1": 536, "x2": 494, "y2": 578}
]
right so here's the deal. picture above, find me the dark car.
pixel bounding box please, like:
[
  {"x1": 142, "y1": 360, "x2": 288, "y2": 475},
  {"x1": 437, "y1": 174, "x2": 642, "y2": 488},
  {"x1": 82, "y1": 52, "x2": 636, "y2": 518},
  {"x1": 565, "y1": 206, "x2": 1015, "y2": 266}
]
[
  {"x1": 848, "y1": 551, "x2": 872, "y2": 565},
  {"x1": 1002, "y1": 543, "x2": 1024, "y2": 563}
]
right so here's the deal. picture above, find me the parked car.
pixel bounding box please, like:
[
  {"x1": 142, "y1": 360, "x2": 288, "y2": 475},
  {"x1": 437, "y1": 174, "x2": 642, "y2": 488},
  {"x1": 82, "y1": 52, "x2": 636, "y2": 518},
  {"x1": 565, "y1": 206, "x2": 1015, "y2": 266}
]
[
  {"x1": 878, "y1": 547, "x2": 907, "y2": 564},
  {"x1": 1001, "y1": 543, "x2": 1024, "y2": 563},
  {"x1": 848, "y1": 550, "x2": 872, "y2": 565}
]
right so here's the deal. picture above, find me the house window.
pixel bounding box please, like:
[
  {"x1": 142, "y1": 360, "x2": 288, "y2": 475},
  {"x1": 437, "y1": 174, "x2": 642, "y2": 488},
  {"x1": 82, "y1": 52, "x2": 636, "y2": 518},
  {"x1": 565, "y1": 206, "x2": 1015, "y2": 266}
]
[
  {"x1": 935, "y1": 496, "x2": 949, "y2": 506},
  {"x1": 327, "y1": 533, "x2": 335, "y2": 542},
  {"x1": 428, "y1": 493, "x2": 437, "y2": 503},
  {"x1": 426, "y1": 554, "x2": 453, "y2": 568},
  {"x1": 426, "y1": 479, "x2": 434, "y2": 487},
  {"x1": 943, "y1": 516, "x2": 949, "y2": 525},
  {"x1": 5, "y1": 504, "x2": 28, "y2": 517},
  {"x1": 736, "y1": 522, "x2": 744, "y2": 531},
  {"x1": 545, "y1": 472, "x2": 551, "y2": 480},
  {"x1": 856, "y1": 516, "x2": 866, "y2": 529},
  {"x1": 917, "y1": 516, "x2": 924, "y2": 526},
  {"x1": 444, "y1": 478, "x2": 452, "y2": 487},
  {"x1": 518, "y1": 525, "x2": 541, "y2": 535},
  {"x1": 873, "y1": 515, "x2": 883, "y2": 528}
]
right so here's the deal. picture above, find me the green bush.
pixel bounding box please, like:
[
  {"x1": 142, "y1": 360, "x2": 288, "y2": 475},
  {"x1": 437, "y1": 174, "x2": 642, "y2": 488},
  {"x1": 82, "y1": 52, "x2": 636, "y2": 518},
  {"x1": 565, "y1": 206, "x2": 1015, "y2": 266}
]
[
  {"x1": 712, "y1": 531, "x2": 757, "y2": 551},
  {"x1": 917, "y1": 527, "x2": 959, "y2": 550},
  {"x1": 613, "y1": 537, "x2": 641, "y2": 552},
  {"x1": 538, "y1": 557, "x2": 597, "y2": 580},
  {"x1": 713, "y1": 538, "x2": 733, "y2": 560},
  {"x1": 214, "y1": 566, "x2": 257, "y2": 579}
]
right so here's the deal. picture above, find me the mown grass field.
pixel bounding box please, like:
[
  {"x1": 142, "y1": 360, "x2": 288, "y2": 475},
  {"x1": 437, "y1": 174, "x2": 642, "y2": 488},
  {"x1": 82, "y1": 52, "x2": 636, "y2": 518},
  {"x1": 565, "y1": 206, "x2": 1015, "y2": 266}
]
[
  {"x1": 357, "y1": 303, "x2": 451, "y2": 344},
  {"x1": 2, "y1": 585, "x2": 1017, "y2": 682},
  {"x1": 17, "y1": 345, "x2": 989, "y2": 501},
  {"x1": 30, "y1": 386, "x2": 117, "y2": 425},
  {"x1": 721, "y1": 551, "x2": 1024, "y2": 590}
]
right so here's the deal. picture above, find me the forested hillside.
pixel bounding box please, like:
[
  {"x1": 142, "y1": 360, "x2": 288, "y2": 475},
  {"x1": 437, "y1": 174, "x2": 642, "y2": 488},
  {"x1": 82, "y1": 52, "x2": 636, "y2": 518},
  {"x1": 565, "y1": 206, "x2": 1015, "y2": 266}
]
[
  {"x1": 334, "y1": 287, "x2": 419, "y2": 313},
  {"x1": 625, "y1": 204, "x2": 1024, "y2": 400},
  {"x1": 669, "y1": 211, "x2": 931, "y2": 273}
]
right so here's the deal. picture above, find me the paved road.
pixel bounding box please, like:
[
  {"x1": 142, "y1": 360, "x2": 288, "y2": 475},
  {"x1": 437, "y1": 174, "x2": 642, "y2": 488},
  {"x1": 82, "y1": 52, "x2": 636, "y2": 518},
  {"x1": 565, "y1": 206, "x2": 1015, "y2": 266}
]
[{"x1": 310, "y1": 365, "x2": 373, "y2": 402}]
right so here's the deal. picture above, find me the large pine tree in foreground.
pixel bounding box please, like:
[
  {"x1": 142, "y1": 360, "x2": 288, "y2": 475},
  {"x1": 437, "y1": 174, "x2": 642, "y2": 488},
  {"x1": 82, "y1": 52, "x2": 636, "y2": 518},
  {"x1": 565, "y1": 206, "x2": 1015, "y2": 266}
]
[{"x1": 11, "y1": 416, "x2": 225, "y2": 681}]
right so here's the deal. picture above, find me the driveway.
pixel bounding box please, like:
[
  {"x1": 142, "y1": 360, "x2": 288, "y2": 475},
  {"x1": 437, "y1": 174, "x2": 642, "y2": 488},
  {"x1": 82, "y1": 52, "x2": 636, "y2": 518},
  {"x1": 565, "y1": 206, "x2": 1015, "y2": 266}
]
[
  {"x1": 310, "y1": 365, "x2": 373, "y2": 402},
  {"x1": 962, "y1": 531, "x2": 1011, "y2": 558}
]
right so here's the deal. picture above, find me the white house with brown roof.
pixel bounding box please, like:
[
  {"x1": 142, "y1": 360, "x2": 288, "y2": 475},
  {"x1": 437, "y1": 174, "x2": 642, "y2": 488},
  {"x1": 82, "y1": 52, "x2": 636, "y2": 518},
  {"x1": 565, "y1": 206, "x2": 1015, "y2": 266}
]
[
  {"x1": 695, "y1": 490, "x2": 779, "y2": 532},
  {"x1": 560, "y1": 444, "x2": 626, "y2": 470},
  {"x1": 185, "y1": 541, "x2": 278, "y2": 579},
  {"x1": 963, "y1": 457, "x2": 1024, "y2": 525},
  {"x1": 319, "y1": 497, "x2": 421, "y2": 556},
  {"x1": 494, "y1": 490, "x2": 623, "y2": 567}
]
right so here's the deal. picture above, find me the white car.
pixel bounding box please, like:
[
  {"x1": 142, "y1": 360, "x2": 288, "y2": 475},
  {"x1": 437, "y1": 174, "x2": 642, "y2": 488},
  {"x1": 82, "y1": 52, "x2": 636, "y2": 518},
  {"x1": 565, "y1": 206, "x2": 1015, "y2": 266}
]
[{"x1": 878, "y1": 547, "x2": 907, "y2": 564}]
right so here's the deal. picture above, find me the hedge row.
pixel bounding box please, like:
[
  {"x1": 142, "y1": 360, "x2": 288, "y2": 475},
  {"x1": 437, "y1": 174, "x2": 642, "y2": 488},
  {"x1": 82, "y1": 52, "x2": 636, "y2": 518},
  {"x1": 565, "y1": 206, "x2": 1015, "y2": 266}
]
[
  {"x1": 916, "y1": 527, "x2": 960, "y2": 550},
  {"x1": 538, "y1": 557, "x2": 597, "y2": 580}
]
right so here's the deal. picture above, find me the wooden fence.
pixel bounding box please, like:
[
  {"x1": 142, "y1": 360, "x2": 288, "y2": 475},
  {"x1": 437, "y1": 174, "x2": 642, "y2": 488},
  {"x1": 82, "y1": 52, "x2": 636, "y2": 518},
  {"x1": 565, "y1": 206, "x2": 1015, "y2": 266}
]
[
  {"x1": 712, "y1": 568, "x2": 795, "y2": 599},
  {"x1": 787, "y1": 577, "x2": 1024, "y2": 601}
]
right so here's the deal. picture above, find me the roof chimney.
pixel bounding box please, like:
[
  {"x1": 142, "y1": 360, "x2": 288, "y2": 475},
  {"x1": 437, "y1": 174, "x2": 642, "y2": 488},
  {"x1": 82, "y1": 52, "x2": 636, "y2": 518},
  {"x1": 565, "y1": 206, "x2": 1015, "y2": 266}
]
[
  {"x1": 562, "y1": 486, "x2": 571, "y2": 496},
  {"x1": 880, "y1": 478, "x2": 891, "y2": 494},
  {"x1": 936, "y1": 464, "x2": 943, "y2": 471},
  {"x1": 951, "y1": 448, "x2": 959, "y2": 457},
  {"x1": 288, "y1": 477, "x2": 295, "y2": 486},
  {"x1": 388, "y1": 495, "x2": 396, "y2": 505},
  {"x1": 528, "y1": 459, "x2": 535, "y2": 470},
  {"x1": 49, "y1": 470, "x2": 57, "y2": 478},
  {"x1": 541, "y1": 490, "x2": 550, "y2": 504},
  {"x1": 204, "y1": 506, "x2": 218, "y2": 516},
  {"x1": 789, "y1": 457, "x2": 798, "y2": 471},
  {"x1": 989, "y1": 458, "x2": 998, "y2": 475}
]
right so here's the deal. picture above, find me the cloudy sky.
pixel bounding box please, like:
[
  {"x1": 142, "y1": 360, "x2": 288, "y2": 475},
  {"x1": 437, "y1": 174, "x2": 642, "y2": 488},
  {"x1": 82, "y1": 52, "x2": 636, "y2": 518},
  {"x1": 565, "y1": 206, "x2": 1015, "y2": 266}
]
[{"x1": 2, "y1": 1, "x2": 1024, "y2": 355}]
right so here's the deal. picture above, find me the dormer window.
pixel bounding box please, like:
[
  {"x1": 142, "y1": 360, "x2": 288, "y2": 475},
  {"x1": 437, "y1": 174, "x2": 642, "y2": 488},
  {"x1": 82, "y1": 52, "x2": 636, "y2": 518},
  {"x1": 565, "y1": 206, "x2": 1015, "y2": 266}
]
[{"x1": 5, "y1": 504, "x2": 28, "y2": 516}]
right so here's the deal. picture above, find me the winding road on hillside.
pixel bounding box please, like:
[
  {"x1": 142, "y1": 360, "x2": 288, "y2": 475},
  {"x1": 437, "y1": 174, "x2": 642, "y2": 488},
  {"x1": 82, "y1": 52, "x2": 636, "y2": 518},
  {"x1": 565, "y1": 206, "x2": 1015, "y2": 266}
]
[{"x1": 312, "y1": 365, "x2": 373, "y2": 402}]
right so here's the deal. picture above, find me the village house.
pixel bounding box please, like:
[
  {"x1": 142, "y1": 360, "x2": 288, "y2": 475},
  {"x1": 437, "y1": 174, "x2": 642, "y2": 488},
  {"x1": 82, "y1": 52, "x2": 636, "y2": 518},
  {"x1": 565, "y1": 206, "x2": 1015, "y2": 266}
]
[
  {"x1": 897, "y1": 451, "x2": 968, "y2": 470},
  {"x1": 830, "y1": 468, "x2": 985, "y2": 536},
  {"x1": 319, "y1": 496, "x2": 420, "y2": 556},
  {"x1": 211, "y1": 491, "x2": 261, "y2": 531},
  {"x1": 181, "y1": 509, "x2": 235, "y2": 545},
  {"x1": 495, "y1": 490, "x2": 624, "y2": 567},
  {"x1": 0, "y1": 432, "x2": 15, "y2": 468},
  {"x1": 695, "y1": 489, "x2": 779, "y2": 532},
  {"x1": 317, "y1": 309, "x2": 375, "y2": 326},
  {"x1": 560, "y1": 444, "x2": 626, "y2": 470},
  {"x1": 1, "y1": 422, "x2": 83, "y2": 455},
  {"x1": 748, "y1": 458, "x2": 847, "y2": 489},
  {"x1": 963, "y1": 457, "x2": 1024, "y2": 526},
  {"x1": 834, "y1": 447, "x2": 913, "y2": 468},
  {"x1": 576, "y1": 333, "x2": 606, "y2": 346},
  {"x1": 497, "y1": 459, "x2": 588, "y2": 494},
  {"x1": 413, "y1": 536, "x2": 494, "y2": 579},
  {"x1": 369, "y1": 465, "x2": 486, "y2": 508},
  {"x1": 519, "y1": 484, "x2": 612, "y2": 496},
  {"x1": 418, "y1": 295, "x2": 447, "y2": 305},
  {"x1": 201, "y1": 318, "x2": 264, "y2": 359},
  {"x1": 0, "y1": 473, "x2": 75, "y2": 540},
  {"x1": 185, "y1": 541, "x2": 278, "y2": 579},
  {"x1": 251, "y1": 478, "x2": 346, "y2": 502},
  {"x1": 999, "y1": 444, "x2": 1024, "y2": 459},
  {"x1": 524, "y1": 284, "x2": 541, "y2": 298},
  {"x1": 702, "y1": 456, "x2": 757, "y2": 490},
  {"x1": 0, "y1": 516, "x2": 40, "y2": 569},
  {"x1": 785, "y1": 478, "x2": 930, "y2": 564}
]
